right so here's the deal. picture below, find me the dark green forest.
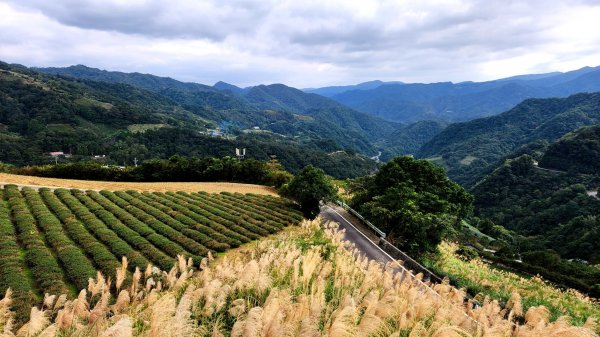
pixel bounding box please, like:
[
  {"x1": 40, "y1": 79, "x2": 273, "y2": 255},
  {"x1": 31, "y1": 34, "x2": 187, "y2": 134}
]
[
  {"x1": 0, "y1": 62, "x2": 378, "y2": 178},
  {"x1": 473, "y1": 126, "x2": 600, "y2": 263},
  {"x1": 418, "y1": 93, "x2": 600, "y2": 186},
  {"x1": 466, "y1": 126, "x2": 600, "y2": 295}
]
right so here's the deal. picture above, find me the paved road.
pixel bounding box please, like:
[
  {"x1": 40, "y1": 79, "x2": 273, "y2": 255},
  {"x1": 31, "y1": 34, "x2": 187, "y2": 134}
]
[{"x1": 320, "y1": 205, "x2": 395, "y2": 265}]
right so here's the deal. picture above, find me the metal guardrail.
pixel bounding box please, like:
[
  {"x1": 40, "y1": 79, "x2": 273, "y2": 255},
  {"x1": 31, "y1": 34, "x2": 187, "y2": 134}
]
[
  {"x1": 334, "y1": 200, "x2": 443, "y2": 284},
  {"x1": 329, "y1": 202, "x2": 483, "y2": 327},
  {"x1": 336, "y1": 201, "x2": 386, "y2": 238},
  {"x1": 378, "y1": 239, "x2": 443, "y2": 284}
]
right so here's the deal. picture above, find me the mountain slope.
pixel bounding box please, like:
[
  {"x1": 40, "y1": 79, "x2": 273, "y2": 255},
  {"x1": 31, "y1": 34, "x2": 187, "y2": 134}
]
[
  {"x1": 329, "y1": 66, "x2": 600, "y2": 123},
  {"x1": 418, "y1": 92, "x2": 600, "y2": 186},
  {"x1": 243, "y1": 84, "x2": 399, "y2": 141},
  {"x1": 379, "y1": 120, "x2": 447, "y2": 161},
  {"x1": 36, "y1": 65, "x2": 400, "y2": 154},
  {"x1": 0, "y1": 62, "x2": 378, "y2": 178},
  {"x1": 538, "y1": 125, "x2": 600, "y2": 174},
  {"x1": 472, "y1": 125, "x2": 600, "y2": 263}
]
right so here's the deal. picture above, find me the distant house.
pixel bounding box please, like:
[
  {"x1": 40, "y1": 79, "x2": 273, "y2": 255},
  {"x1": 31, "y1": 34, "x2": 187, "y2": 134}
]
[{"x1": 48, "y1": 151, "x2": 71, "y2": 158}]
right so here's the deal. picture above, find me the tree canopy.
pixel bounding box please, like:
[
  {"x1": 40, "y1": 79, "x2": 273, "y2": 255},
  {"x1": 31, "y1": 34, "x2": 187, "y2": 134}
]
[
  {"x1": 350, "y1": 156, "x2": 473, "y2": 254},
  {"x1": 280, "y1": 165, "x2": 337, "y2": 219}
]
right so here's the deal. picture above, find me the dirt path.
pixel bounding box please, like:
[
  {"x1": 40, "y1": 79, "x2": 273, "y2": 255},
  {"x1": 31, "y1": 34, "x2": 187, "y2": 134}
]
[{"x1": 0, "y1": 173, "x2": 278, "y2": 196}]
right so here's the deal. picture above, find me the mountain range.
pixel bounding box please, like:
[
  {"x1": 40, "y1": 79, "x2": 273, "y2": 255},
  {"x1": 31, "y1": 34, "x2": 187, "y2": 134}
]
[
  {"x1": 37, "y1": 64, "x2": 400, "y2": 155},
  {"x1": 1, "y1": 62, "x2": 382, "y2": 178},
  {"x1": 418, "y1": 92, "x2": 600, "y2": 186},
  {"x1": 308, "y1": 66, "x2": 600, "y2": 124}
]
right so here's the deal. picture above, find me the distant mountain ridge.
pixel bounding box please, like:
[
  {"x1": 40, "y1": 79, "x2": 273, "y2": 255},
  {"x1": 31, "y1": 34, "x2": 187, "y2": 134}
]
[
  {"x1": 303, "y1": 80, "x2": 403, "y2": 97},
  {"x1": 315, "y1": 66, "x2": 600, "y2": 123},
  {"x1": 36, "y1": 64, "x2": 401, "y2": 155},
  {"x1": 418, "y1": 92, "x2": 600, "y2": 186},
  {"x1": 0, "y1": 61, "x2": 380, "y2": 178}
]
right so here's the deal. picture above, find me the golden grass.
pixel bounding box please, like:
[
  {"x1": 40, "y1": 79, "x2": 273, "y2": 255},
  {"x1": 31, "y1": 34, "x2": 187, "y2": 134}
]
[
  {"x1": 1, "y1": 219, "x2": 597, "y2": 336},
  {"x1": 433, "y1": 242, "x2": 600, "y2": 325},
  {"x1": 0, "y1": 173, "x2": 278, "y2": 196}
]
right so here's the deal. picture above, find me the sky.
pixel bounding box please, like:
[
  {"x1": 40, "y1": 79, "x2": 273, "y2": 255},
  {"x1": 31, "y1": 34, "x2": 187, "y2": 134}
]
[{"x1": 1, "y1": 0, "x2": 600, "y2": 88}]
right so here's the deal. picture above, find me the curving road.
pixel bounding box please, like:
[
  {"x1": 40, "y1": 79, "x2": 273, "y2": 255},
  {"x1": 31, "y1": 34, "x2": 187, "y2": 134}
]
[{"x1": 320, "y1": 205, "x2": 396, "y2": 265}]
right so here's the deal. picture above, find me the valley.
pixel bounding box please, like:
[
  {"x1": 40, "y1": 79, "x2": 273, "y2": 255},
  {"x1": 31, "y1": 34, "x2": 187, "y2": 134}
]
[
  {"x1": 2, "y1": 2, "x2": 600, "y2": 335},
  {"x1": 0, "y1": 60, "x2": 599, "y2": 336}
]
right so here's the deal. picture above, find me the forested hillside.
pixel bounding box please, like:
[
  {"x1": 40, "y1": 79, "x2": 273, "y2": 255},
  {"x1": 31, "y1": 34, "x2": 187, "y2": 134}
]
[
  {"x1": 418, "y1": 92, "x2": 600, "y2": 186},
  {"x1": 472, "y1": 125, "x2": 600, "y2": 263},
  {"x1": 0, "y1": 62, "x2": 378, "y2": 178},
  {"x1": 37, "y1": 64, "x2": 401, "y2": 155}
]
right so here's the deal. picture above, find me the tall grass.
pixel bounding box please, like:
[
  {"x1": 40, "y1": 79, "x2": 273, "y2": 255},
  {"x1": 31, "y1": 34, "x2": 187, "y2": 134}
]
[
  {"x1": 431, "y1": 242, "x2": 600, "y2": 326},
  {"x1": 0, "y1": 219, "x2": 597, "y2": 336}
]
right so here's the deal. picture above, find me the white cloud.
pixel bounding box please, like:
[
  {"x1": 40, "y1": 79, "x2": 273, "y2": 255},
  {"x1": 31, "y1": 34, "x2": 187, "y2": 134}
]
[{"x1": 1, "y1": 0, "x2": 599, "y2": 87}]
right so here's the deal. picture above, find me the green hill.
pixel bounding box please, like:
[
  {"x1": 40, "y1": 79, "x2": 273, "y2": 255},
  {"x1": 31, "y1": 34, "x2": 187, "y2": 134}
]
[
  {"x1": 36, "y1": 64, "x2": 401, "y2": 155},
  {"x1": 0, "y1": 62, "x2": 377, "y2": 178},
  {"x1": 418, "y1": 92, "x2": 600, "y2": 186},
  {"x1": 472, "y1": 125, "x2": 600, "y2": 263},
  {"x1": 538, "y1": 125, "x2": 600, "y2": 174}
]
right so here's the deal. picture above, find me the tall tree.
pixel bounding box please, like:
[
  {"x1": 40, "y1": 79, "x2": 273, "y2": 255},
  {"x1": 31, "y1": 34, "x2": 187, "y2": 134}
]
[
  {"x1": 350, "y1": 156, "x2": 473, "y2": 254},
  {"x1": 281, "y1": 165, "x2": 337, "y2": 219}
]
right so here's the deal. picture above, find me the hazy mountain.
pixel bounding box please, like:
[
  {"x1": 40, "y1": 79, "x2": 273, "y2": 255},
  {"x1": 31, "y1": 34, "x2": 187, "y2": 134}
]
[
  {"x1": 418, "y1": 92, "x2": 600, "y2": 186},
  {"x1": 328, "y1": 66, "x2": 600, "y2": 123},
  {"x1": 303, "y1": 80, "x2": 403, "y2": 97}
]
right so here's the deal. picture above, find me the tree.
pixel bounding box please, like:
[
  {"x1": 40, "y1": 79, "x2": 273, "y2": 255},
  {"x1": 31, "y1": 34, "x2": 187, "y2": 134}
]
[
  {"x1": 349, "y1": 156, "x2": 473, "y2": 255},
  {"x1": 281, "y1": 165, "x2": 337, "y2": 219}
]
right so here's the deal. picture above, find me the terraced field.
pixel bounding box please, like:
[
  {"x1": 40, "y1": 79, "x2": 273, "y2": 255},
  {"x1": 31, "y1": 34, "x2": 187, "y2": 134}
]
[{"x1": 0, "y1": 185, "x2": 302, "y2": 319}]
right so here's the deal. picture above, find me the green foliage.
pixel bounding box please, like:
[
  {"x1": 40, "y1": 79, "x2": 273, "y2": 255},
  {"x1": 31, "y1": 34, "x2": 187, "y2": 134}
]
[
  {"x1": 0, "y1": 190, "x2": 35, "y2": 322},
  {"x1": 456, "y1": 245, "x2": 479, "y2": 261},
  {"x1": 3, "y1": 185, "x2": 70, "y2": 296},
  {"x1": 473, "y1": 153, "x2": 600, "y2": 262},
  {"x1": 419, "y1": 93, "x2": 600, "y2": 186},
  {"x1": 281, "y1": 165, "x2": 337, "y2": 219},
  {"x1": 349, "y1": 156, "x2": 473, "y2": 255},
  {"x1": 1, "y1": 62, "x2": 380, "y2": 179},
  {"x1": 21, "y1": 187, "x2": 97, "y2": 291},
  {"x1": 539, "y1": 125, "x2": 600, "y2": 174}
]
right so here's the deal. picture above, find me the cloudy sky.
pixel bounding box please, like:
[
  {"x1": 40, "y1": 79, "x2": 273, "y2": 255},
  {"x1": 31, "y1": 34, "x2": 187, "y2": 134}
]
[{"x1": 1, "y1": 0, "x2": 600, "y2": 87}]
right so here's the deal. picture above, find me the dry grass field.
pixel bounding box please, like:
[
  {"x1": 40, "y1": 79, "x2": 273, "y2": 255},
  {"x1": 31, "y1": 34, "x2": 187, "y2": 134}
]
[{"x1": 0, "y1": 173, "x2": 278, "y2": 195}]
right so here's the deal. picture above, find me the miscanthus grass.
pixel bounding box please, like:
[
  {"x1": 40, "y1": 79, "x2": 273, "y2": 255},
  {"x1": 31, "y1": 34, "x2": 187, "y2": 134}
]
[
  {"x1": 0, "y1": 219, "x2": 597, "y2": 336},
  {"x1": 432, "y1": 242, "x2": 600, "y2": 326}
]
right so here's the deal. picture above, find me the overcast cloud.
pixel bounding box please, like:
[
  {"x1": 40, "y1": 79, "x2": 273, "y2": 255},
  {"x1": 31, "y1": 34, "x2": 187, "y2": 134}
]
[{"x1": 1, "y1": 0, "x2": 600, "y2": 87}]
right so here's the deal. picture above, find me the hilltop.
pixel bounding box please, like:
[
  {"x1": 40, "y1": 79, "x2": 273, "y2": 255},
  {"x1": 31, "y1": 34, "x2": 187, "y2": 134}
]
[
  {"x1": 0, "y1": 62, "x2": 380, "y2": 178},
  {"x1": 418, "y1": 92, "x2": 600, "y2": 186}
]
